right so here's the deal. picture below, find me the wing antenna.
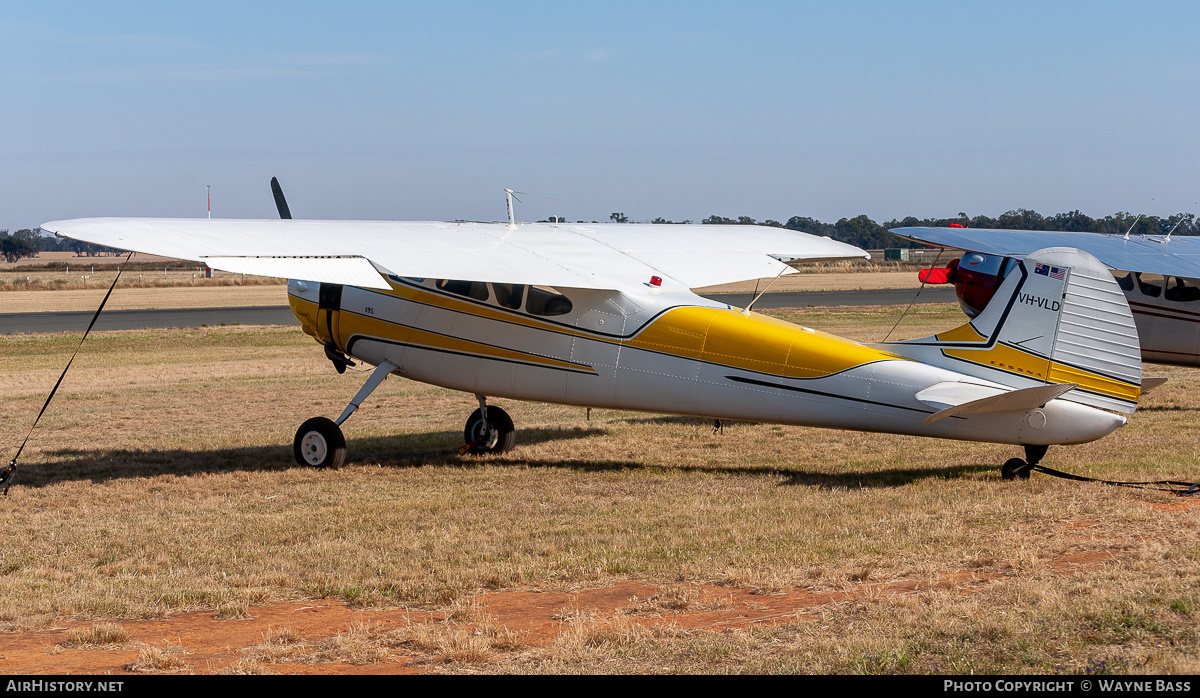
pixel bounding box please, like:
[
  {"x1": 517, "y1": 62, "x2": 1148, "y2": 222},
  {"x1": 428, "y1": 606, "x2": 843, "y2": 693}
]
[
  {"x1": 1123, "y1": 198, "x2": 1154, "y2": 240},
  {"x1": 1163, "y1": 202, "x2": 1197, "y2": 243}
]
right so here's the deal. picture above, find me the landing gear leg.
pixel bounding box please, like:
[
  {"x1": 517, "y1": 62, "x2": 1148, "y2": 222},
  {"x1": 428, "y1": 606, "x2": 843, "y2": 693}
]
[
  {"x1": 1023, "y1": 444, "x2": 1048, "y2": 467},
  {"x1": 292, "y1": 360, "x2": 397, "y2": 468},
  {"x1": 461, "y1": 395, "x2": 516, "y2": 455},
  {"x1": 1001, "y1": 445, "x2": 1048, "y2": 480}
]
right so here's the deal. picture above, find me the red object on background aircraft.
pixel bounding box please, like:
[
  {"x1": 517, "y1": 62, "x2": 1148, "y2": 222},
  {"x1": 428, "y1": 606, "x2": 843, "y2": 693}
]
[{"x1": 919, "y1": 253, "x2": 1018, "y2": 317}]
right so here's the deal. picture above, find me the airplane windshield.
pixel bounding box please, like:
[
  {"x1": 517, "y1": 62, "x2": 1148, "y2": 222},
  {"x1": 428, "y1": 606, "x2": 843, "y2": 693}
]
[{"x1": 959, "y1": 252, "x2": 1005, "y2": 276}]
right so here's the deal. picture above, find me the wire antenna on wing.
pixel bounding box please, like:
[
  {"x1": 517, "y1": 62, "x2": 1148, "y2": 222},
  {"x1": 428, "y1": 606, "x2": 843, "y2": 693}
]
[
  {"x1": 505, "y1": 189, "x2": 519, "y2": 228},
  {"x1": 1162, "y1": 202, "x2": 1197, "y2": 243},
  {"x1": 1123, "y1": 198, "x2": 1155, "y2": 241},
  {"x1": 505, "y1": 189, "x2": 575, "y2": 228}
]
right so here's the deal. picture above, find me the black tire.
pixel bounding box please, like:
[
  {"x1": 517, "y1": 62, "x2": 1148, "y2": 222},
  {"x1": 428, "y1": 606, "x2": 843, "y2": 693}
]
[
  {"x1": 294, "y1": 417, "x2": 347, "y2": 469},
  {"x1": 463, "y1": 406, "x2": 516, "y2": 455},
  {"x1": 1001, "y1": 457, "x2": 1031, "y2": 480}
]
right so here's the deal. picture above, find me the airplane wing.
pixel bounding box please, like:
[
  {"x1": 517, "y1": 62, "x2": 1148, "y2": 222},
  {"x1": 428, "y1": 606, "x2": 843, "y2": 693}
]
[
  {"x1": 892, "y1": 226, "x2": 1200, "y2": 278},
  {"x1": 42, "y1": 218, "x2": 869, "y2": 292}
]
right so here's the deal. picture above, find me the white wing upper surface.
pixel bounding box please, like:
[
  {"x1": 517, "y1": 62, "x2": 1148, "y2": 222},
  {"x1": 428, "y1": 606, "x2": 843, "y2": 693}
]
[
  {"x1": 892, "y1": 226, "x2": 1200, "y2": 278},
  {"x1": 42, "y1": 218, "x2": 869, "y2": 291}
]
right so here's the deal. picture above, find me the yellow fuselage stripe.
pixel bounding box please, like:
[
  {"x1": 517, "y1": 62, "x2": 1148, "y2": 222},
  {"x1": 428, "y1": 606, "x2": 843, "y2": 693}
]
[{"x1": 935, "y1": 325, "x2": 1140, "y2": 403}]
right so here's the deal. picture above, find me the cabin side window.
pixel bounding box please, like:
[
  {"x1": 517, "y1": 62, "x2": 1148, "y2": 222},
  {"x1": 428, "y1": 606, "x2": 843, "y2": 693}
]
[
  {"x1": 436, "y1": 279, "x2": 490, "y2": 302},
  {"x1": 492, "y1": 283, "x2": 526, "y2": 310},
  {"x1": 1165, "y1": 277, "x2": 1200, "y2": 303},
  {"x1": 1136, "y1": 273, "x2": 1164, "y2": 298},
  {"x1": 526, "y1": 286, "x2": 573, "y2": 316},
  {"x1": 1114, "y1": 271, "x2": 1135, "y2": 292}
]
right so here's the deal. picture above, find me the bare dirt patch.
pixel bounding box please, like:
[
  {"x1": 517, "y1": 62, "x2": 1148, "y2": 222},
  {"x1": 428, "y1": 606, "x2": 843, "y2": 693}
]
[{"x1": 0, "y1": 548, "x2": 1134, "y2": 674}]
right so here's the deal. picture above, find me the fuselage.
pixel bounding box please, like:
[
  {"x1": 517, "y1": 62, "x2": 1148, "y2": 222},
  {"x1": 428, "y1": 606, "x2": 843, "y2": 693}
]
[
  {"x1": 1114, "y1": 272, "x2": 1200, "y2": 366},
  {"x1": 286, "y1": 275, "x2": 1126, "y2": 446}
]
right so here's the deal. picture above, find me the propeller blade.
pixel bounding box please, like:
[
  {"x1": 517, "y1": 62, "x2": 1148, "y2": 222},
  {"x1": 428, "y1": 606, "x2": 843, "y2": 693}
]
[{"x1": 271, "y1": 177, "x2": 292, "y2": 219}]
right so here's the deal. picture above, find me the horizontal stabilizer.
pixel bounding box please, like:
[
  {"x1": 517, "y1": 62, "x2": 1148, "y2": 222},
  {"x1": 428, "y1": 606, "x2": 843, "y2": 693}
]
[
  {"x1": 920, "y1": 382, "x2": 1078, "y2": 424},
  {"x1": 1141, "y1": 376, "x2": 1168, "y2": 393}
]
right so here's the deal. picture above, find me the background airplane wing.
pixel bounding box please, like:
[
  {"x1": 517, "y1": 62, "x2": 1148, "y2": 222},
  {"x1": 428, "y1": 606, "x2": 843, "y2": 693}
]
[
  {"x1": 43, "y1": 218, "x2": 869, "y2": 291},
  {"x1": 892, "y1": 226, "x2": 1200, "y2": 278}
]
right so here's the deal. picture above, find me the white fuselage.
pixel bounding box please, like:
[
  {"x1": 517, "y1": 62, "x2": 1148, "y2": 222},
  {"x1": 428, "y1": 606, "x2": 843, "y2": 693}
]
[{"x1": 286, "y1": 275, "x2": 1127, "y2": 447}]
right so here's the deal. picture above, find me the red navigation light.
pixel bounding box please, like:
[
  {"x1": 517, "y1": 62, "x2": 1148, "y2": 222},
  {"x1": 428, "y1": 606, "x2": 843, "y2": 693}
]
[
  {"x1": 948, "y1": 223, "x2": 965, "y2": 228},
  {"x1": 649, "y1": 276, "x2": 662, "y2": 287}
]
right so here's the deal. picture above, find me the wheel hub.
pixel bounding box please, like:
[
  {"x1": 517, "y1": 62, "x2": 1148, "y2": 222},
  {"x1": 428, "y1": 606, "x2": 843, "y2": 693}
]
[
  {"x1": 473, "y1": 422, "x2": 498, "y2": 449},
  {"x1": 300, "y1": 431, "x2": 328, "y2": 466}
]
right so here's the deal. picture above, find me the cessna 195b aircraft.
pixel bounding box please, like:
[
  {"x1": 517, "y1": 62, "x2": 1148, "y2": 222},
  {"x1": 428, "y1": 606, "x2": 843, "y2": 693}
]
[
  {"x1": 41, "y1": 193, "x2": 1146, "y2": 480},
  {"x1": 894, "y1": 225, "x2": 1200, "y2": 368}
]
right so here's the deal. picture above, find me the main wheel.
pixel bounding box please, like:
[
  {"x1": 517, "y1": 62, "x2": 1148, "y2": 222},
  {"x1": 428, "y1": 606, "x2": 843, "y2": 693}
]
[
  {"x1": 1001, "y1": 457, "x2": 1032, "y2": 480},
  {"x1": 294, "y1": 417, "x2": 347, "y2": 469},
  {"x1": 463, "y1": 406, "x2": 516, "y2": 455}
]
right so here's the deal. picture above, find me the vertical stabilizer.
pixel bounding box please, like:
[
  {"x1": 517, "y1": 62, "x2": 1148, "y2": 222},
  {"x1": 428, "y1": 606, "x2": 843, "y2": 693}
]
[{"x1": 884, "y1": 247, "x2": 1142, "y2": 414}]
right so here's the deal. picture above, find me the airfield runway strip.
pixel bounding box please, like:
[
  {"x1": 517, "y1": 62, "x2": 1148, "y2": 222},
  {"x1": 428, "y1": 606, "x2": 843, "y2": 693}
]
[
  {"x1": 0, "y1": 287, "x2": 957, "y2": 334},
  {"x1": 0, "y1": 305, "x2": 299, "y2": 334}
]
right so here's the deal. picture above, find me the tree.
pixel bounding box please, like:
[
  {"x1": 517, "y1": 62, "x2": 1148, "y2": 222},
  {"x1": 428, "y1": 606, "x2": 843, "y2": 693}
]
[
  {"x1": 609, "y1": 212, "x2": 629, "y2": 223},
  {"x1": 0, "y1": 231, "x2": 36, "y2": 263},
  {"x1": 784, "y1": 216, "x2": 834, "y2": 237},
  {"x1": 832, "y1": 215, "x2": 890, "y2": 249}
]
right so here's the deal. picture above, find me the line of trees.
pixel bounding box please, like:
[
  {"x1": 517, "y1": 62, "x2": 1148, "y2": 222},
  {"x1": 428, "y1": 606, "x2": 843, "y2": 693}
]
[
  {"x1": 597, "y1": 209, "x2": 1200, "y2": 250},
  {"x1": 0, "y1": 229, "x2": 118, "y2": 262},
  {"x1": 703, "y1": 209, "x2": 1200, "y2": 250}
]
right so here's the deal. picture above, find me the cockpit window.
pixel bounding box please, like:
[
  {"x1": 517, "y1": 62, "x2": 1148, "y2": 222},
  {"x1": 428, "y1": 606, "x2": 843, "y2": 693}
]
[
  {"x1": 959, "y1": 252, "x2": 1005, "y2": 276},
  {"x1": 436, "y1": 279, "x2": 490, "y2": 301},
  {"x1": 526, "y1": 286, "x2": 573, "y2": 316}
]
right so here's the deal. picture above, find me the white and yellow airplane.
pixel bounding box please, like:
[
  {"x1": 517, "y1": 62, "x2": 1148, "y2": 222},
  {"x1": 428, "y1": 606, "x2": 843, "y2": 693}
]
[{"x1": 42, "y1": 199, "x2": 1145, "y2": 480}]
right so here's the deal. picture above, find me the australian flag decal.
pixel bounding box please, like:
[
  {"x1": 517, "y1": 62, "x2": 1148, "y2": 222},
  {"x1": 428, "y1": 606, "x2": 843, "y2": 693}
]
[{"x1": 1034, "y1": 263, "x2": 1066, "y2": 280}]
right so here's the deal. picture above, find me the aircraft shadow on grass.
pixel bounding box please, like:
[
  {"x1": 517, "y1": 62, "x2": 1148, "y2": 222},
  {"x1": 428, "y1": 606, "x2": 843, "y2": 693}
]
[
  {"x1": 20, "y1": 426, "x2": 608, "y2": 488},
  {"x1": 22, "y1": 423, "x2": 994, "y2": 490}
]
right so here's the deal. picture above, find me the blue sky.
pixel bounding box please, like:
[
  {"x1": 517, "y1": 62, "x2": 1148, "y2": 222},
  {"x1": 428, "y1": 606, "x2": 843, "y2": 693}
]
[{"x1": 3, "y1": 1, "x2": 1198, "y2": 229}]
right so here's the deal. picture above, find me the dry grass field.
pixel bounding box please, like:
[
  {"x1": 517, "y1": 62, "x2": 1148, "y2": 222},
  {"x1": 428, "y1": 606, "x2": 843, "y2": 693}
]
[{"x1": 0, "y1": 303, "x2": 1196, "y2": 674}]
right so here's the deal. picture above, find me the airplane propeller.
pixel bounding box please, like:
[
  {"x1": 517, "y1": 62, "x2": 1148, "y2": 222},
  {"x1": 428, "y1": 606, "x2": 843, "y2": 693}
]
[{"x1": 271, "y1": 177, "x2": 292, "y2": 219}]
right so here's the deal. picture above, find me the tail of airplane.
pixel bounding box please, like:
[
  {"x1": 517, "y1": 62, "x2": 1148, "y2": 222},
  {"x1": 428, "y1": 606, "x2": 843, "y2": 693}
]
[{"x1": 884, "y1": 247, "x2": 1142, "y2": 415}]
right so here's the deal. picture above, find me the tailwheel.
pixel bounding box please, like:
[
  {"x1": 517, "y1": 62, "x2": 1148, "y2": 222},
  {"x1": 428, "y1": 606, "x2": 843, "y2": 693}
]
[
  {"x1": 294, "y1": 417, "x2": 347, "y2": 469},
  {"x1": 1001, "y1": 457, "x2": 1032, "y2": 480},
  {"x1": 462, "y1": 406, "x2": 516, "y2": 455}
]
